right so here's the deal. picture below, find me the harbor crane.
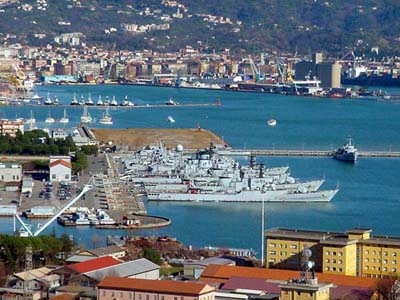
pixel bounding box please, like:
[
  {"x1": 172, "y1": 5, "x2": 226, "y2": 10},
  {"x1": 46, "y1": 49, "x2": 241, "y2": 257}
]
[
  {"x1": 248, "y1": 55, "x2": 262, "y2": 82},
  {"x1": 14, "y1": 184, "x2": 93, "y2": 237}
]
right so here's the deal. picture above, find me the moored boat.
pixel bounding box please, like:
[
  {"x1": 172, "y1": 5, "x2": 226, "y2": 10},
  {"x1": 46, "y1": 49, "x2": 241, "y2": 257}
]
[{"x1": 333, "y1": 138, "x2": 358, "y2": 163}]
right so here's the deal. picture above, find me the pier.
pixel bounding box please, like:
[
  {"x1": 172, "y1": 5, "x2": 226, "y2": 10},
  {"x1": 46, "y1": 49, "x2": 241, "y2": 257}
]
[
  {"x1": 7, "y1": 102, "x2": 220, "y2": 109},
  {"x1": 213, "y1": 149, "x2": 400, "y2": 158}
]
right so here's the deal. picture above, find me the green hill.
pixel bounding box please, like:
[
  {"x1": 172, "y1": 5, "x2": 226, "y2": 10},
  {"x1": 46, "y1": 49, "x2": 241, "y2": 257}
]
[{"x1": 1, "y1": 0, "x2": 399, "y2": 55}]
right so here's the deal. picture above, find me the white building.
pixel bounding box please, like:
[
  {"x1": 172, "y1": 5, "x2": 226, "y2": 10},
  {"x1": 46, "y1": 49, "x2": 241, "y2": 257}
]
[
  {"x1": 49, "y1": 156, "x2": 72, "y2": 182},
  {"x1": 0, "y1": 163, "x2": 22, "y2": 191},
  {"x1": 51, "y1": 128, "x2": 67, "y2": 140}
]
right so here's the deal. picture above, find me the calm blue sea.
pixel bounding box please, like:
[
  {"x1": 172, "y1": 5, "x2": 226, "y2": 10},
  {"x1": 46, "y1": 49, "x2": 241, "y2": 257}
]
[{"x1": 1, "y1": 85, "x2": 400, "y2": 255}]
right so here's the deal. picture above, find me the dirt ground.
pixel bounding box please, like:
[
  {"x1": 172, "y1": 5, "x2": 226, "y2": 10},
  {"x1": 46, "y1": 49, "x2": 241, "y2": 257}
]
[{"x1": 91, "y1": 128, "x2": 227, "y2": 150}]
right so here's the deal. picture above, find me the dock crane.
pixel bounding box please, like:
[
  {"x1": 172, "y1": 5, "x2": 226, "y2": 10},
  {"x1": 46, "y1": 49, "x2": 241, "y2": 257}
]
[
  {"x1": 14, "y1": 184, "x2": 93, "y2": 237},
  {"x1": 248, "y1": 55, "x2": 262, "y2": 82}
]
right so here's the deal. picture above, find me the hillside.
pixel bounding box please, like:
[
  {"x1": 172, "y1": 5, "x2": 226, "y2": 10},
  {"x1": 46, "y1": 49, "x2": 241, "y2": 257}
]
[{"x1": 1, "y1": 0, "x2": 400, "y2": 55}]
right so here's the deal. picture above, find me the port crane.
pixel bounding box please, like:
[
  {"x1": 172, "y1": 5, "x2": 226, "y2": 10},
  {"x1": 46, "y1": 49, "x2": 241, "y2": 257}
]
[
  {"x1": 248, "y1": 55, "x2": 262, "y2": 82},
  {"x1": 13, "y1": 184, "x2": 93, "y2": 237}
]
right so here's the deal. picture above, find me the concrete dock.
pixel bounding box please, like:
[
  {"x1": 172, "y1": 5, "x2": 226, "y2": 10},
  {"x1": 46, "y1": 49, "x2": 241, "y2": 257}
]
[{"x1": 214, "y1": 149, "x2": 400, "y2": 158}]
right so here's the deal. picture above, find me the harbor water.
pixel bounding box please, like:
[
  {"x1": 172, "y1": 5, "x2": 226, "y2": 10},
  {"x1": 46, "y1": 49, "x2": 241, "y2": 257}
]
[{"x1": 1, "y1": 84, "x2": 400, "y2": 254}]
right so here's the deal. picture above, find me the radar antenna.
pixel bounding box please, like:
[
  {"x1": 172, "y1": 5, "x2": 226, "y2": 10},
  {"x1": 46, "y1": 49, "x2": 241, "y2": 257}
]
[{"x1": 300, "y1": 245, "x2": 315, "y2": 284}]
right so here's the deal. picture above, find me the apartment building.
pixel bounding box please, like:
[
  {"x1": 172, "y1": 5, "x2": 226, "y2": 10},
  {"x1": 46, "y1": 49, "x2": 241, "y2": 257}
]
[
  {"x1": 97, "y1": 277, "x2": 215, "y2": 300},
  {"x1": 265, "y1": 228, "x2": 400, "y2": 278}
]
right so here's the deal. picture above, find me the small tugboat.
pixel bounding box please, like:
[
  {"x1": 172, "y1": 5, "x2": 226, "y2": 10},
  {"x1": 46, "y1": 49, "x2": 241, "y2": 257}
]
[{"x1": 333, "y1": 138, "x2": 358, "y2": 163}]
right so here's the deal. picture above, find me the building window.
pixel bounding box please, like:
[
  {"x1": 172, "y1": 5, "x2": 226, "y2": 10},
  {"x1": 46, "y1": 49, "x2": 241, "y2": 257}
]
[
  {"x1": 333, "y1": 267, "x2": 336, "y2": 271},
  {"x1": 392, "y1": 260, "x2": 397, "y2": 265},
  {"x1": 338, "y1": 260, "x2": 342, "y2": 264},
  {"x1": 52, "y1": 174, "x2": 56, "y2": 179},
  {"x1": 333, "y1": 251, "x2": 336, "y2": 256},
  {"x1": 365, "y1": 258, "x2": 369, "y2": 263},
  {"x1": 269, "y1": 251, "x2": 276, "y2": 255},
  {"x1": 290, "y1": 245, "x2": 297, "y2": 249},
  {"x1": 120, "y1": 292, "x2": 123, "y2": 298},
  {"x1": 338, "y1": 252, "x2": 342, "y2": 256},
  {"x1": 325, "y1": 267, "x2": 330, "y2": 271},
  {"x1": 384, "y1": 267, "x2": 388, "y2": 272},
  {"x1": 325, "y1": 259, "x2": 330, "y2": 263},
  {"x1": 146, "y1": 295, "x2": 149, "y2": 300},
  {"x1": 384, "y1": 260, "x2": 388, "y2": 264},
  {"x1": 174, "y1": 297, "x2": 178, "y2": 300},
  {"x1": 365, "y1": 266, "x2": 369, "y2": 270},
  {"x1": 139, "y1": 294, "x2": 142, "y2": 300},
  {"x1": 65, "y1": 174, "x2": 69, "y2": 179},
  {"x1": 393, "y1": 253, "x2": 397, "y2": 257},
  {"x1": 111, "y1": 292, "x2": 114, "y2": 297},
  {"x1": 339, "y1": 268, "x2": 343, "y2": 272},
  {"x1": 332, "y1": 259, "x2": 336, "y2": 263},
  {"x1": 270, "y1": 243, "x2": 276, "y2": 248},
  {"x1": 392, "y1": 268, "x2": 397, "y2": 272},
  {"x1": 102, "y1": 291, "x2": 106, "y2": 297},
  {"x1": 161, "y1": 297, "x2": 164, "y2": 300},
  {"x1": 384, "y1": 252, "x2": 388, "y2": 256},
  {"x1": 269, "y1": 258, "x2": 275, "y2": 263},
  {"x1": 129, "y1": 293, "x2": 132, "y2": 299},
  {"x1": 365, "y1": 250, "x2": 369, "y2": 255},
  {"x1": 326, "y1": 251, "x2": 330, "y2": 256}
]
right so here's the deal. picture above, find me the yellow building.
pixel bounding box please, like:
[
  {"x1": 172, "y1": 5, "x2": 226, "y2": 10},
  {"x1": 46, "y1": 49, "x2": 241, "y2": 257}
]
[
  {"x1": 266, "y1": 228, "x2": 400, "y2": 278},
  {"x1": 279, "y1": 279, "x2": 333, "y2": 300}
]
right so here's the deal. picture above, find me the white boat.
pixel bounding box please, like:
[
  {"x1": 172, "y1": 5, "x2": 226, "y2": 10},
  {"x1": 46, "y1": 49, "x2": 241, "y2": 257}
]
[
  {"x1": 104, "y1": 96, "x2": 110, "y2": 106},
  {"x1": 70, "y1": 93, "x2": 79, "y2": 105},
  {"x1": 45, "y1": 111, "x2": 55, "y2": 124},
  {"x1": 80, "y1": 106, "x2": 92, "y2": 124},
  {"x1": 99, "y1": 107, "x2": 113, "y2": 125},
  {"x1": 267, "y1": 119, "x2": 277, "y2": 126},
  {"x1": 79, "y1": 95, "x2": 85, "y2": 105},
  {"x1": 86, "y1": 93, "x2": 94, "y2": 105},
  {"x1": 31, "y1": 94, "x2": 42, "y2": 101},
  {"x1": 25, "y1": 111, "x2": 36, "y2": 125},
  {"x1": 110, "y1": 96, "x2": 118, "y2": 106},
  {"x1": 166, "y1": 97, "x2": 178, "y2": 105},
  {"x1": 96, "y1": 95, "x2": 104, "y2": 106},
  {"x1": 120, "y1": 96, "x2": 129, "y2": 106},
  {"x1": 44, "y1": 93, "x2": 53, "y2": 105},
  {"x1": 59, "y1": 109, "x2": 69, "y2": 124},
  {"x1": 53, "y1": 96, "x2": 59, "y2": 105},
  {"x1": 167, "y1": 116, "x2": 175, "y2": 123}
]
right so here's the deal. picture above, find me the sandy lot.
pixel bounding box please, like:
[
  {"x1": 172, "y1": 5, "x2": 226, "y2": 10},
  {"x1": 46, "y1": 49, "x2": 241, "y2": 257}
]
[{"x1": 91, "y1": 128, "x2": 226, "y2": 150}]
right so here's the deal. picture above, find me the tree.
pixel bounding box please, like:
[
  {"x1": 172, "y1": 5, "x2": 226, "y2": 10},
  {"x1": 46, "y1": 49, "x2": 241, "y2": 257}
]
[{"x1": 143, "y1": 248, "x2": 162, "y2": 265}]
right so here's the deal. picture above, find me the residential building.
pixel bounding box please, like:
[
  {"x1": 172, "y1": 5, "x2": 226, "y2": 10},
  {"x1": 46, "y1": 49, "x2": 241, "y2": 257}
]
[
  {"x1": 0, "y1": 163, "x2": 22, "y2": 191},
  {"x1": 199, "y1": 265, "x2": 379, "y2": 300},
  {"x1": 49, "y1": 156, "x2": 72, "y2": 182},
  {"x1": 0, "y1": 119, "x2": 24, "y2": 137},
  {"x1": 279, "y1": 280, "x2": 333, "y2": 300},
  {"x1": 68, "y1": 258, "x2": 160, "y2": 287},
  {"x1": 53, "y1": 256, "x2": 121, "y2": 286},
  {"x1": 79, "y1": 245, "x2": 126, "y2": 260},
  {"x1": 183, "y1": 257, "x2": 235, "y2": 279},
  {"x1": 52, "y1": 128, "x2": 67, "y2": 140},
  {"x1": 97, "y1": 277, "x2": 215, "y2": 300},
  {"x1": 9, "y1": 267, "x2": 60, "y2": 291},
  {"x1": 265, "y1": 228, "x2": 400, "y2": 278}
]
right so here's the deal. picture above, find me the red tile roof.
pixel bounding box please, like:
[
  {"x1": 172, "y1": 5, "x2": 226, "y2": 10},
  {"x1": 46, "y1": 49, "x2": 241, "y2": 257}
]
[
  {"x1": 200, "y1": 265, "x2": 379, "y2": 289},
  {"x1": 67, "y1": 256, "x2": 121, "y2": 274},
  {"x1": 50, "y1": 159, "x2": 72, "y2": 169},
  {"x1": 98, "y1": 277, "x2": 214, "y2": 296}
]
